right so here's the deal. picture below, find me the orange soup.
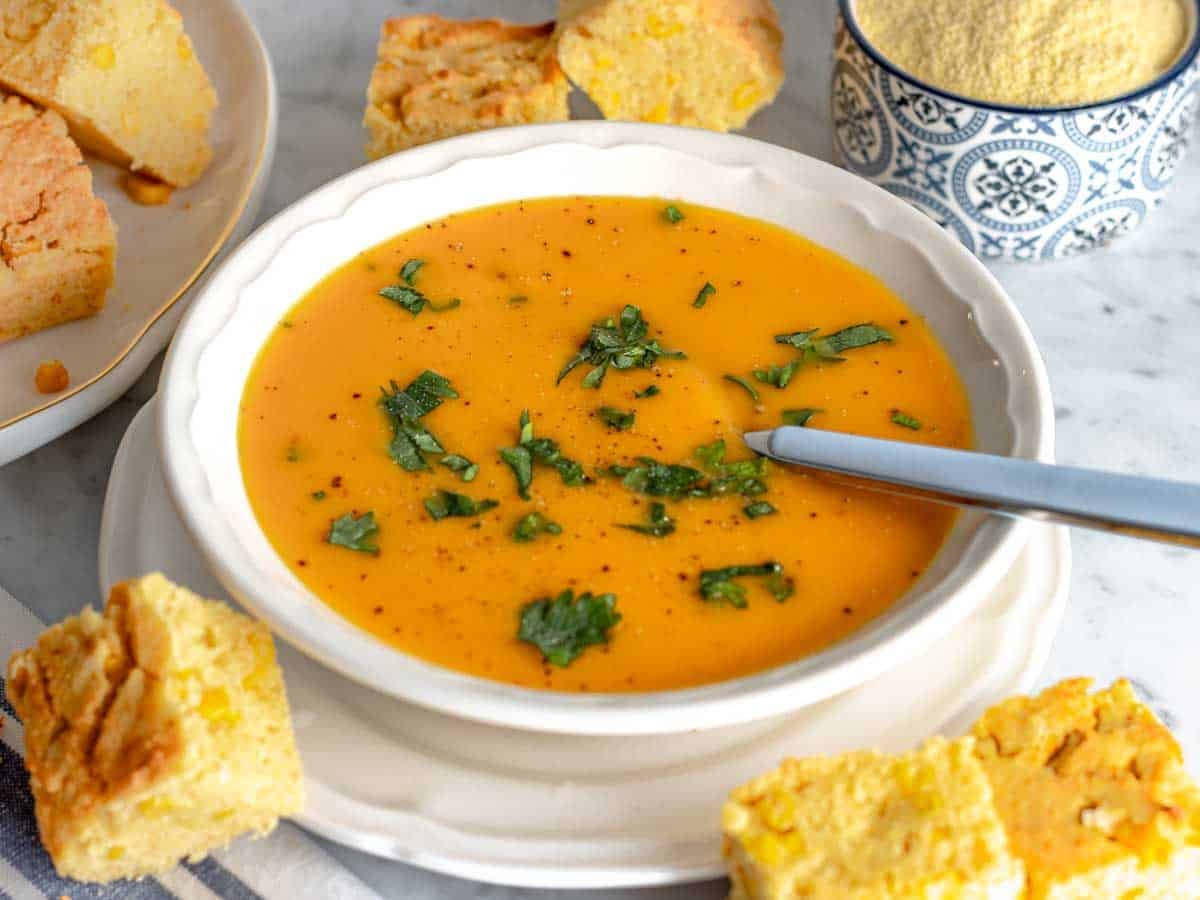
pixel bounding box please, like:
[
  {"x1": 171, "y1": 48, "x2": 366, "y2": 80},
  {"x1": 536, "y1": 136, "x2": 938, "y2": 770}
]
[{"x1": 238, "y1": 197, "x2": 971, "y2": 692}]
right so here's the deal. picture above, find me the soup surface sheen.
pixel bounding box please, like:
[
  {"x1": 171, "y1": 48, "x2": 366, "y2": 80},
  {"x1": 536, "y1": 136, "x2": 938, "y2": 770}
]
[{"x1": 239, "y1": 197, "x2": 972, "y2": 693}]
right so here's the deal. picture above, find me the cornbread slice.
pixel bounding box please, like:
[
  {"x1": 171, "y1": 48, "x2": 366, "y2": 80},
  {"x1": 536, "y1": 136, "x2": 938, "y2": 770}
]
[
  {"x1": 0, "y1": 0, "x2": 218, "y2": 187},
  {"x1": 364, "y1": 15, "x2": 570, "y2": 160},
  {"x1": 972, "y1": 679, "x2": 1200, "y2": 899},
  {"x1": 722, "y1": 737, "x2": 1024, "y2": 899},
  {"x1": 5, "y1": 574, "x2": 304, "y2": 883},
  {"x1": 556, "y1": 0, "x2": 784, "y2": 130},
  {"x1": 0, "y1": 92, "x2": 115, "y2": 343}
]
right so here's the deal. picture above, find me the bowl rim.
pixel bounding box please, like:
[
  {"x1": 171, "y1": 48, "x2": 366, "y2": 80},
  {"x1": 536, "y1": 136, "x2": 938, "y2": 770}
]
[
  {"x1": 158, "y1": 122, "x2": 1054, "y2": 736},
  {"x1": 838, "y1": 0, "x2": 1200, "y2": 115}
]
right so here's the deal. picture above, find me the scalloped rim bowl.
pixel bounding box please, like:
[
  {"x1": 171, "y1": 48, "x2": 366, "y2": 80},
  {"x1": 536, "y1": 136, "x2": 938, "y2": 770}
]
[{"x1": 159, "y1": 123, "x2": 1054, "y2": 736}]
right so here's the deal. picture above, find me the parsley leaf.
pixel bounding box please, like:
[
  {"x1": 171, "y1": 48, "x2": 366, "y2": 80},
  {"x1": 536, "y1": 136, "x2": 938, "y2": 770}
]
[
  {"x1": 513, "y1": 512, "x2": 563, "y2": 543},
  {"x1": 424, "y1": 489, "x2": 499, "y2": 521},
  {"x1": 752, "y1": 359, "x2": 803, "y2": 389},
  {"x1": 743, "y1": 501, "x2": 776, "y2": 519},
  {"x1": 616, "y1": 459, "x2": 707, "y2": 498},
  {"x1": 440, "y1": 454, "x2": 478, "y2": 482},
  {"x1": 693, "y1": 282, "x2": 716, "y2": 308},
  {"x1": 781, "y1": 408, "x2": 821, "y2": 427},
  {"x1": 635, "y1": 384, "x2": 660, "y2": 399},
  {"x1": 618, "y1": 501, "x2": 676, "y2": 537},
  {"x1": 609, "y1": 439, "x2": 768, "y2": 500},
  {"x1": 699, "y1": 562, "x2": 793, "y2": 608},
  {"x1": 518, "y1": 589, "x2": 621, "y2": 667},
  {"x1": 724, "y1": 374, "x2": 760, "y2": 402},
  {"x1": 311, "y1": 490, "x2": 327, "y2": 501},
  {"x1": 500, "y1": 410, "x2": 589, "y2": 500},
  {"x1": 399, "y1": 258, "x2": 424, "y2": 285},
  {"x1": 328, "y1": 511, "x2": 380, "y2": 554},
  {"x1": 695, "y1": 439, "x2": 768, "y2": 497},
  {"x1": 598, "y1": 406, "x2": 636, "y2": 430},
  {"x1": 891, "y1": 410, "x2": 922, "y2": 430},
  {"x1": 556, "y1": 305, "x2": 685, "y2": 389},
  {"x1": 774, "y1": 323, "x2": 893, "y2": 361},
  {"x1": 379, "y1": 371, "x2": 459, "y2": 472},
  {"x1": 663, "y1": 205, "x2": 685, "y2": 224}
]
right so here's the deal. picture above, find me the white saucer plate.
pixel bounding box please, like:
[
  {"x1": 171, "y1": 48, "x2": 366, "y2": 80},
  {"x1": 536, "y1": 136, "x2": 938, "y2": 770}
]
[
  {"x1": 0, "y1": 0, "x2": 277, "y2": 466},
  {"x1": 100, "y1": 400, "x2": 1071, "y2": 890}
]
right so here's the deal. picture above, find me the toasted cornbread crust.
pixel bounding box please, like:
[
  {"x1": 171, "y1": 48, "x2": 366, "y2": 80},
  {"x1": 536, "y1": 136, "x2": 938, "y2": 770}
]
[
  {"x1": 364, "y1": 15, "x2": 570, "y2": 159},
  {"x1": 972, "y1": 679, "x2": 1200, "y2": 899},
  {"x1": 0, "y1": 0, "x2": 217, "y2": 187},
  {"x1": 6, "y1": 574, "x2": 304, "y2": 883},
  {"x1": 722, "y1": 737, "x2": 1024, "y2": 899},
  {"x1": 556, "y1": 0, "x2": 784, "y2": 130},
  {"x1": 0, "y1": 91, "x2": 115, "y2": 343}
]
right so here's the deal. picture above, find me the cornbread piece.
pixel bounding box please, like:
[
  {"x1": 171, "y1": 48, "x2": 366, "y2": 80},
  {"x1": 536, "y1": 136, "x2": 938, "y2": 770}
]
[
  {"x1": 6, "y1": 574, "x2": 304, "y2": 883},
  {"x1": 972, "y1": 679, "x2": 1200, "y2": 899},
  {"x1": 0, "y1": 0, "x2": 218, "y2": 187},
  {"x1": 364, "y1": 15, "x2": 570, "y2": 160},
  {"x1": 556, "y1": 0, "x2": 784, "y2": 130},
  {"x1": 722, "y1": 737, "x2": 1024, "y2": 899},
  {"x1": 0, "y1": 92, "x2": 115, "y2": 343}
]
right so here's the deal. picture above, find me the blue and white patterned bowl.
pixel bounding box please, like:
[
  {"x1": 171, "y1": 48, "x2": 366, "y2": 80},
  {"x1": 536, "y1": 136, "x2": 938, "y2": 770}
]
[{"x1": 832, "y1": 0, "x2": 1200, "y2": 261}]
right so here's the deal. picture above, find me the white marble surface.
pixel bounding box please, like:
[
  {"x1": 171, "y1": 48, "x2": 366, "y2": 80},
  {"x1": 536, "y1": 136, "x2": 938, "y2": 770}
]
[{"x1": 2, "y1": 1, "x2": 1199, "y2": 897}]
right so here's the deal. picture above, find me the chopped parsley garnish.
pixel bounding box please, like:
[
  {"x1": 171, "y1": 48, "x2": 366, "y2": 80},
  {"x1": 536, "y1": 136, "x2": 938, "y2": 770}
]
[
  {"x1": 781, "y1": 408, "x2": 821, "y2": 427},
  {"x1": 635, "y1": 384, "x2": 660, "y2": 399},
  {"x1": 518, "y1": 589, "x2": 621, "y2": 667},
  {"x1": 513, "y1": 512, "x2": 563, "y2": 543},
  {"x1": 380, "y1": 261, "x2": 461, "y2": 316},
  {"x1": 699, "y1": 562, "x2": 793, "y2": 608},
  {"x1": 609, "y1": 459, "x2": 706, "y2": 499},
  {"x1": 617, "y1": 501, "x2": 676, "y2": 537},
  {"x1": 379, "y1": 370, "x2": 458, "y2": 472},
  {"x1": 723, "y1": 374, "x2": 760, "y2": 402},
  {"x1": 694, "y1": 439, "x2": 769, "y2": 497},
  {"x1": 607, "y1": 439, "x2": 767, "y2": 500},
  {"x1": 424, "y1": 489, "x2": 499, "y2": 521},
  {"x1": 598, "y1": 406, "x2": 636, "y2": 430},
  {"x1": 773, "y1": 323, "x2": 893, "y2": 360},
  {"x1": 440, "y1": 454, "x2": 479, "y2": 482},
  {"x1": 752, "y1": 359, "x2": 803, "y2": 389},
  {"x1": 500, "y1": 410, "x2": 589, "y2": 500},
  {"x1": 399, "y1": 258, "x2": 425, "y2": 285},
  {"x1": 328, "y1": 511, "x2": 379, "y2": 554},
  {"x1": 311, "y1": 490, "x2": 327, "y2": 501},
  {"x1": 556, "y1": 304, "x2": 685, "y2": 389},
  {"x1": 508, "y1": 294, "x2": 529, "y2": 305},
  {"x1": 891, "y1": 410, "x2": 922, "y2": 430},
  {"x1": 286, "y1": 444, "x2": 300, "y2": 462},
  {"x1": 743, "y1": 501, "x2": 776, "y2": 519},
  {"x1": 693, "y1": 281, "x2": 716, "y2": 308},
  {"x1": 663, "y1": 205, "x2": 685, "y2": 224}
]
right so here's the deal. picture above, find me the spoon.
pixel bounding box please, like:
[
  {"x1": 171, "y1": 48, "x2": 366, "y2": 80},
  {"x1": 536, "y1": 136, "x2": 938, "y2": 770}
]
[{"x1": 743, "y1": 427, "x2": 1200, "y2": 549}]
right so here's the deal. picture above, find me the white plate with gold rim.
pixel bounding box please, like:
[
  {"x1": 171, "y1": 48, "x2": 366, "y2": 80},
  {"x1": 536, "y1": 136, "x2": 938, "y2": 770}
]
[
  {"x1": 100, "y1": 399, "x2": 1071, "y2": 890},
  {"x1": 0, "y1": 0, "x2": 276, "y2": 466}
]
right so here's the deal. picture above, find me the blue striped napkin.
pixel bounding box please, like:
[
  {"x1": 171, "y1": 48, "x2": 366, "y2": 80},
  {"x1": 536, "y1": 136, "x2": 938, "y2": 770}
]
[{"x1": 0, "y1": 586, "x2": 379, "y2": 900}]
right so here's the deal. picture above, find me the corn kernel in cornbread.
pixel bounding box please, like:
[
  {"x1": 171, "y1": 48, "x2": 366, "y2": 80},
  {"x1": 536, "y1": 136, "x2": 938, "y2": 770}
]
[
  {"x1": 364, "y1": 15, "x2": 570, "y2": 160},
  {"x1": 0, "y1": 0, "x2": 218, "y2": 186},
  {"x1": 556, "y1": 0, "x2": 784, "y2": 131},
  {"x1": 855, "y1": 0, "x2": 1190, "y2": 107},
  {"x1": 722, "y1": 737, "x2": 1024, "y2": 899},
  {"x1": 5, "y1": 574, "x2": 304, "y2": 883},
  {"x1": 972, "y1": 679, "x2": 1200, "y2": 899},
  {"x1": 0, "y1": 92, "x2": 115, "y2": 343}
]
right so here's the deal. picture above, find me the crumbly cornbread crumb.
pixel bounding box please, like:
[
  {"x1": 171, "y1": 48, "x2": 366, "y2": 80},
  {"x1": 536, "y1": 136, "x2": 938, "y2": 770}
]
[
  {"x1": 34, "y1": 359, "x2": 69, "y2": 392},
  {"x1": 855, "y1": 0, "x2": 1190, "y2": 107},
  {"x1": 556, "y1": 0, "x2": 784, "y2": 131},
  {"x1": 6, "y1": 574, "x2": 304, "y2": 883},
  {"x1": 364, "y1": 15, "x2": 570, "y2": 160},
  {"x1": 0, "y1": 92, "x2": 115, "y2": 343},
  {"x1": 0, "y1": 0, "x2": 218, "y2": 186},
  {"x1": 722, "y1": 737, "x2": 1023, "y2": 899},
  {"x1": 972, "y1": 678, "x2": 1200, "y2": 899}
]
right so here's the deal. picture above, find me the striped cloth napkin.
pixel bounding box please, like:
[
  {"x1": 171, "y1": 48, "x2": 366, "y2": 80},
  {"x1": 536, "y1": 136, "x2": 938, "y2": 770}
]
[{"x1": 0, "y1": 585, "x2": 379, "y2": 900}]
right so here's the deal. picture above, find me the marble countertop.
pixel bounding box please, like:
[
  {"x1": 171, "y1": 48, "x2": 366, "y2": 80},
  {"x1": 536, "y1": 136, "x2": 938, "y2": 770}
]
[{"x1": 2, "y1": 1, "x2": 1198, "y2": 897}]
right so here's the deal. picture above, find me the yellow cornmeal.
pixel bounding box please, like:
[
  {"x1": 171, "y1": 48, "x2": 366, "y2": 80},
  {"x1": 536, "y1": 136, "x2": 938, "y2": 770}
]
[{"x1": 855, "y1": 0, "x2": 1191, "y2": 107}]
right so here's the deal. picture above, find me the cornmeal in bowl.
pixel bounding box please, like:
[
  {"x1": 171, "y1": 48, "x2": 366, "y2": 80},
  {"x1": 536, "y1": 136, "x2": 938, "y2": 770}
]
[
  {"x1": 0, "y1": 0, "x2": 218, "y2": 187},
  {"x1": 972, "y1": 679, "x2": 1200, "y2": 899},
  {"x1": 722, "y1": 737, "x2": 1024, "y2": 899},
  {"x1": 364, "y1": 15, "x2": 570, "y2": 159},
  {"x1": 556, "y1": 0, "x2": 784, "y2": 129},
  {"x1": 6, "y1": 573, "x2": 303, "y2": 883},
  {"x1": 0, "y1": 91, "x2": 115, "y2": 343}
]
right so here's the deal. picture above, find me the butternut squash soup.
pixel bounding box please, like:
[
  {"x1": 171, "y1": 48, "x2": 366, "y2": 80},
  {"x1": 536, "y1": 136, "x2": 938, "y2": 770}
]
[{"x1": 238, "y1": 197, "x2": 972, "y2": 693}]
